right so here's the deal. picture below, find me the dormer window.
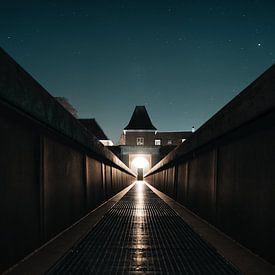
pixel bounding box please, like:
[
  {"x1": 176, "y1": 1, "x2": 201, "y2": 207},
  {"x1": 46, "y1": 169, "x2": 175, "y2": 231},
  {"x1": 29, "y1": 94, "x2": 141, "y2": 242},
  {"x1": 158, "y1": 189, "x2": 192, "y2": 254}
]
[{"x1": 137, "y1": 137, "x2": 144, "y2": 145}]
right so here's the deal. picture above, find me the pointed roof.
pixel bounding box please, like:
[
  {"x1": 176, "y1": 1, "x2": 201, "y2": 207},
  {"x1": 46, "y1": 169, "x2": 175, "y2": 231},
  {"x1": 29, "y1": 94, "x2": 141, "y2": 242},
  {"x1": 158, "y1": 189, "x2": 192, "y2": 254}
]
[
  {"x1": 79, "y1": 118, "x2": 108, "y2": 140},
  {"x1": 124, "y1": 106, "x2": 157, "y2": 130}
]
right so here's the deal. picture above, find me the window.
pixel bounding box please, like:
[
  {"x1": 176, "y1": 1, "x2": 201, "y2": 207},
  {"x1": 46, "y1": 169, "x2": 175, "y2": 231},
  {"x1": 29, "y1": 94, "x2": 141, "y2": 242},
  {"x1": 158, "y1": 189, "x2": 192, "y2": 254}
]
[
  {"x1": 137, "y1": 137, "x2": 144, "y2": 145},
  {"x1": 155, "y1": 139, "x2": 161, "y2": 145},
  {"x1": 167, "y1": 139, "x2": 172, "y2": 145}
]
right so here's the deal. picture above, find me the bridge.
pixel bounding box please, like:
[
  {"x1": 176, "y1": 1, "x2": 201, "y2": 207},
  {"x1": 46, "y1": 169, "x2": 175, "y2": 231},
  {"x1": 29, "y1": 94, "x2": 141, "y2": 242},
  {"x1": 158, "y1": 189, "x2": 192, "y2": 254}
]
[{"x1": 1, "y1": 48, "x2": 275, "y2": 274}]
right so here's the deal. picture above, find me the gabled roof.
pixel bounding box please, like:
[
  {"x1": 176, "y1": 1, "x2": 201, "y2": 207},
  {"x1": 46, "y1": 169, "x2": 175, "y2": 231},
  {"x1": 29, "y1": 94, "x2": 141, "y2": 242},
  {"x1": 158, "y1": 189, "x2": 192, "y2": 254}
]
[
  {"x1": 124, "y1": 106, "x2": 157, "y2": 130},
  {"x1": 79, "y1": 118, "x2": 108, "y2": 140}
]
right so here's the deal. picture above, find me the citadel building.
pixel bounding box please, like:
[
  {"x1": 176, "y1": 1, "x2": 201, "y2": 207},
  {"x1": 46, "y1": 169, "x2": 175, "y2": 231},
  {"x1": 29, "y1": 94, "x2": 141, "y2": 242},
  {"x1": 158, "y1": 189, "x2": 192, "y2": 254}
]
[{"x1": 114, "y1": 106, "x2": 193, "y2": 178}]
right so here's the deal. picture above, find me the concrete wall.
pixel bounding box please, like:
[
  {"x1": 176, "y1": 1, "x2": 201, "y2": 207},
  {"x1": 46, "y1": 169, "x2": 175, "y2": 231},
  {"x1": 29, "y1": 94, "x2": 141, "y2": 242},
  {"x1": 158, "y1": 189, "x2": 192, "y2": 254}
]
[
  {"x1": 0, "y1": 48, "x2": 135, "y2": 272},
  {"x1": 145, "y1": 64, "x2": 275, "y2": 265},
  {"x1": 0, "y1": 109, "x2": 41, "y2": 272},
  {"x1": 0, "y1": 103, "x2": 135, "y2": 272},
  {"x1": 0, "y1": 104, "x2": 134, "y2": 271}
]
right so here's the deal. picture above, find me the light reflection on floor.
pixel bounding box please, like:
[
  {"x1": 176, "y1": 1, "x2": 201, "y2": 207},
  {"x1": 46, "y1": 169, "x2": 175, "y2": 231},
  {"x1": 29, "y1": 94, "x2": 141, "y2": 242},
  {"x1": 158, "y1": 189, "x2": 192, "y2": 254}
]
[
  {"x1": 133, "y1": 181, "x2": 147, "y2": 271},
  {"x1": 48, "y1": 179, "x2": 241, "y2": 274}
]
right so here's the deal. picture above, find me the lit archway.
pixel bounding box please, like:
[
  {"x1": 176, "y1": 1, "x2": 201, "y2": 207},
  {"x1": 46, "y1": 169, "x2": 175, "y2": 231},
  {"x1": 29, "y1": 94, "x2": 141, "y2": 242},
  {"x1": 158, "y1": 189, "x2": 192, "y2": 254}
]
[
  {"x1": 129, "y1": 154, "x2": 151, "y2": 175},
  {"x1": 132, "y1": 156, "x2": 149, "y2": 169}
]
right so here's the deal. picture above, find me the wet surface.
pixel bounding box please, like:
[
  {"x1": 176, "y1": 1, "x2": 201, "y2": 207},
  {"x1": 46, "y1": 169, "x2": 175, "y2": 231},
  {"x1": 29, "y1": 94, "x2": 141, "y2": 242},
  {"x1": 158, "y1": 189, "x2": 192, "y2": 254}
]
[{"x1": 47, "y1": 182, "x2": 241, "y2": 274}]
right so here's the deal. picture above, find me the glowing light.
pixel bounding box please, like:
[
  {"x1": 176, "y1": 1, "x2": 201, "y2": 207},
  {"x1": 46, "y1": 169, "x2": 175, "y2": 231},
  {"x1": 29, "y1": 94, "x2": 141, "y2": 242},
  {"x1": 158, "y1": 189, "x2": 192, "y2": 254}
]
[
  {"x1": 132, "y1": 157, "x2": 149, "y2": 169},
  {"x1": 133, "y1": 181, "x2": 146, "y2": 270},
  {"x1": 135, "y1": 181, "x2": 145, "y2": 216},
  {"x1": 136, "y1": 181, "x2": 144, "y2": 199}
]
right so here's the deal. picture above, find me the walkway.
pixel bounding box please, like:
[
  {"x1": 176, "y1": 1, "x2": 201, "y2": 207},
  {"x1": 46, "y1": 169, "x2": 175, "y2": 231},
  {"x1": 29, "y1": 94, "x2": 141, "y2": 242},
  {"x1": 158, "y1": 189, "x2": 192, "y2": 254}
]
[{"x1": 47, "y1": 182, "x2": 240, "y2": 274}]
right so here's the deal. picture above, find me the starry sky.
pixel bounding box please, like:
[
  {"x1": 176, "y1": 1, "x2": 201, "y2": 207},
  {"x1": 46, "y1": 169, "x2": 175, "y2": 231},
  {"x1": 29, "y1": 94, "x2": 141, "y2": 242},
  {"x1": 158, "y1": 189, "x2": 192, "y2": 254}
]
[{"x1": 1, "y1": 1, "x2": 275, "y2": 143}]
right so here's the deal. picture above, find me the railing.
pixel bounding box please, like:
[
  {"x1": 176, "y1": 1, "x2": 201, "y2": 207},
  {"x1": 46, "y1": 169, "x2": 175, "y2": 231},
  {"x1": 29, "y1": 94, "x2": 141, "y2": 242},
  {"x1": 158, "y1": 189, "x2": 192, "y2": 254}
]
[
  {"x1": 145, "y1": 64, "x2": 275, "y2": 265},
  {"x1": 0, "y1": 48, "x2": 135, "y2": 272}
]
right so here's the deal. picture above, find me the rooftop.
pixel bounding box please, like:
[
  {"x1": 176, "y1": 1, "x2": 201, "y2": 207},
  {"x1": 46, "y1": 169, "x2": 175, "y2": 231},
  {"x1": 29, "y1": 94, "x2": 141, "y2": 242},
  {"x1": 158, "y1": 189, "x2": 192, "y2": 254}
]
[
  {"x1": 124, "y1": 106, "x2": 157, "y2": 130},
  {"x1": 79, "y1": 118, "x2": 108, "y2": 140}
]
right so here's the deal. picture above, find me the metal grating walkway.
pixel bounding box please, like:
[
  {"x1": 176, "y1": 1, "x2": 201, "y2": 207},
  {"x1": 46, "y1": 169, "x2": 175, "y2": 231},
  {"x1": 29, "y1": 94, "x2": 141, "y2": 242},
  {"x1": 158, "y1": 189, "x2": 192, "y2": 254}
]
[{"x1": 47, "y1": 182, "x2": 241, "y2": 274}]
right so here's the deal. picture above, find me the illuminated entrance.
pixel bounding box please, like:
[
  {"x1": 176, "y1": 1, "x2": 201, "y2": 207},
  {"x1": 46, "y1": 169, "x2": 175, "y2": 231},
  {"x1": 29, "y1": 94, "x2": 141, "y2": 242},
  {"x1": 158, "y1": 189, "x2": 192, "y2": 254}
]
[{"x1": 129, "y1": 154, "x2": 151, "y2": 179}]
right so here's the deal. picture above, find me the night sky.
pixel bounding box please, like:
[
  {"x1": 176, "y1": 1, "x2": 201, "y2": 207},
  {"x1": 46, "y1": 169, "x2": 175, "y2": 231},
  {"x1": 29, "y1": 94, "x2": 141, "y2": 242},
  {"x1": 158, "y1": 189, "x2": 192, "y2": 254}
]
[{"x1": 1, "y1": 1, "x2": 275, "y2": 143}]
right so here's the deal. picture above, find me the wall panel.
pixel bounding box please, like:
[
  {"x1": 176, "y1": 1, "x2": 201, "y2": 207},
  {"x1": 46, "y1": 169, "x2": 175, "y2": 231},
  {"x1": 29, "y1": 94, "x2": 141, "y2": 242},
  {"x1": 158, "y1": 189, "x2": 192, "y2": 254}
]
[
  {"x1": 187, "y1": 150, "x2": 216, "y2": 223},
  {"x1": 176, "y1": 162, "x2": 188, "y2": 204},
  {"x1": 0, "y1": 115, "x2": 40, "y2": 271},
  {"x1": 44, "y1": 137, "x2": 85, "y2": 240}
]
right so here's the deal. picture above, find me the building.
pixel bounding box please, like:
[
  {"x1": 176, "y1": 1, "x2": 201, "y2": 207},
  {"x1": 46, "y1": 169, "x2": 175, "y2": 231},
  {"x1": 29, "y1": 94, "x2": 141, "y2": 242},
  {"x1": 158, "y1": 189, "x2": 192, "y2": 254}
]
[
  {"x1": 79, "y1": 118, "x2": 114, "y2": 146},
  {"x1": 55, "y1": 97, "x2": 114, "y2": 146},
  {"x1": 117, "y1": 106, "x2": 192, "y2": 177}
]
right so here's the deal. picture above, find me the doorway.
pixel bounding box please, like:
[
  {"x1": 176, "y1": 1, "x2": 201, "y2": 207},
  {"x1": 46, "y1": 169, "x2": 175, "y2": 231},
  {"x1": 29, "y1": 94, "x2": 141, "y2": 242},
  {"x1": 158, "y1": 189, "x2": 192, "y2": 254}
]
[{"x1": 137, "y1": 168, "x2": 143, "y2": 180}]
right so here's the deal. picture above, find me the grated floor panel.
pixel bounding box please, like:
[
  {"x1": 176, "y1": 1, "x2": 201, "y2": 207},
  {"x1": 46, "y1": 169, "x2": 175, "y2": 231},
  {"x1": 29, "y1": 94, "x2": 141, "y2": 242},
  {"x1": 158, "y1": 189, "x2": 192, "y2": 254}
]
[{"x1": 47, "y1": 182, "x2": 241, "y2": 274}]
